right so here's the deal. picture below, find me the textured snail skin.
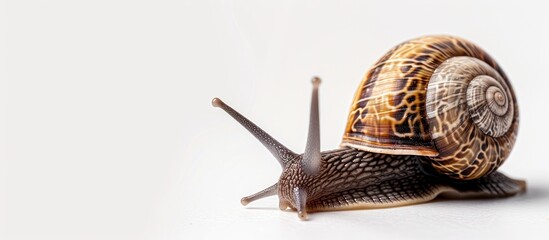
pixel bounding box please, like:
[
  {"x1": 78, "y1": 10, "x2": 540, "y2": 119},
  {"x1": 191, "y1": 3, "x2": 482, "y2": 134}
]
[
  {"x1": 213, "y1": 35, "x2": 525, "y2": 220},
  {"x1": 278, "y1": 148, "x2": 524, "y2": 213}
]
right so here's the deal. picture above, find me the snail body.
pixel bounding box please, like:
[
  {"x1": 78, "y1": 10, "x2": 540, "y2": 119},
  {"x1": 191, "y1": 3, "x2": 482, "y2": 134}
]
[{"x1": 213, "y1": 35, "x2": 525, "y2": 220}]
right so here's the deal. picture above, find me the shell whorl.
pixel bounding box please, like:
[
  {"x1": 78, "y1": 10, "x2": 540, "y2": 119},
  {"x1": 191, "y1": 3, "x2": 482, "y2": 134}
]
[
  {"x1": 426, "y1": 57, "x2": 518, "y2": 180},
  {"x1": 467, "y1": 74, "x2": 514, "y2": 138},
  {"x1": 341, "y1": 35, "x2": 518, "y2": 180}
]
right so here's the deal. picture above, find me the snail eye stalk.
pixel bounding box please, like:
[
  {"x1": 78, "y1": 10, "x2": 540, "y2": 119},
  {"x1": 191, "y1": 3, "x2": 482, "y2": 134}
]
[
  {"x1": 212, "y1": 97, "x2": 297, "y2": 168},
  {"x1": 302, "y1": 77, "x2": 322, "y2": 176}
]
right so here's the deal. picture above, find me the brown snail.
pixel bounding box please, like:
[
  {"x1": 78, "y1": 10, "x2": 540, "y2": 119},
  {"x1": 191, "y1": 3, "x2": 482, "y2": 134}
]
[{"x1": 212, "y1": 35, "x2": 525, "y2": 220}]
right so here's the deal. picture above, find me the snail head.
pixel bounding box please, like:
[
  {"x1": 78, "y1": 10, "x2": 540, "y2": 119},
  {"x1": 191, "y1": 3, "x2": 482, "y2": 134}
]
[{"x1": 212, "y1": 77, "x2": 324, "y2": 219}]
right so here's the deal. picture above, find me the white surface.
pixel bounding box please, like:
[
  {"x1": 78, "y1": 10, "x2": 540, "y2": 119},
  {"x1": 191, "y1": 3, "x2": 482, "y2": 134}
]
[{"x1": 2, "y1": 0, "x2": 549, "y2": 239}]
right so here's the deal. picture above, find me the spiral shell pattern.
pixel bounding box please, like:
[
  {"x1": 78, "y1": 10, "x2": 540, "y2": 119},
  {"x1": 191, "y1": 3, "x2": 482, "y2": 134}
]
[
  {"x1": 341, "y1": 35, "x2": 519, "y2": 180},
  {"x1": 426, "y1": 57, "x2": 518, "y2": 180}
]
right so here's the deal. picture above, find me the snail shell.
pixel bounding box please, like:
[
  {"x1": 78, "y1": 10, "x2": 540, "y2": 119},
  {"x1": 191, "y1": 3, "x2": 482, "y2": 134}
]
[{"x1": 341, "y1": 35, "x2": 518, "y2": 180}]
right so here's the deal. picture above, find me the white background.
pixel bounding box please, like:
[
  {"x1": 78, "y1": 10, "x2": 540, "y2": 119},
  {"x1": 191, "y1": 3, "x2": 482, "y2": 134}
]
[{"x1": 2, "y1": 0, "x2": 549, "y2": 239}]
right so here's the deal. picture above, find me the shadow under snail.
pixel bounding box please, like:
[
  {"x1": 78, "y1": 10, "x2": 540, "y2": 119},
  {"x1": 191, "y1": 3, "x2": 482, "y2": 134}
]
[{"x1": 212, "y1": 35, "x2": 525, "y2": 220}]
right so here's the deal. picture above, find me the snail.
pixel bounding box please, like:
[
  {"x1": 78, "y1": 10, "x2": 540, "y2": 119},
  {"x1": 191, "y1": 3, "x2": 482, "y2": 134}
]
[{"x1": 212, "y1": 35, "x2": 525, "y2": 220}]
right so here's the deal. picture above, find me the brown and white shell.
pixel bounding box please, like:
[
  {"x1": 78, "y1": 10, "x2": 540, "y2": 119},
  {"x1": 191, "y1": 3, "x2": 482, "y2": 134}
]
[{"x1": 341, "y1": 35, "x2": 518, "y2": 180}]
